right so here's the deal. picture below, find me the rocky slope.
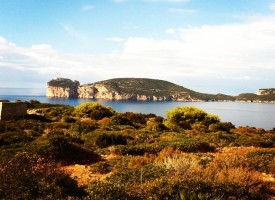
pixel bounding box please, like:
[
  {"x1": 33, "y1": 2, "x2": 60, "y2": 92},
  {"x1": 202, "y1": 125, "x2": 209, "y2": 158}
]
[{"x1": 46, "y1": 77, "x2": 235, "y2": 101}]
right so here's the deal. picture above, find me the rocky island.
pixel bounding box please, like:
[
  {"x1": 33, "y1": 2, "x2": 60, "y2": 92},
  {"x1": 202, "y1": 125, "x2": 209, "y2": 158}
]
[
  {"x1": 46, "y1": 77, "x2": 234, "y2": 101},
  {"x1": 46, "y1": 77, "x2": 275, "y2": 102}
]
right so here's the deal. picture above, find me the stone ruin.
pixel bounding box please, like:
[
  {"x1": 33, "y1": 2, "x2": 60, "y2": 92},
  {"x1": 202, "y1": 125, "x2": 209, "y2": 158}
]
[{"x1": 0, "y1": 100, "x2": 27, "y2": 120}]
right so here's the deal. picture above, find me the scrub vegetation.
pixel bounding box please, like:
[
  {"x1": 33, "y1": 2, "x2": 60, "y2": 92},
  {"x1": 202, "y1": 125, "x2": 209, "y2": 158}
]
[{"x1": 0, "y1": 101, "x2": 274, "y2": 199}]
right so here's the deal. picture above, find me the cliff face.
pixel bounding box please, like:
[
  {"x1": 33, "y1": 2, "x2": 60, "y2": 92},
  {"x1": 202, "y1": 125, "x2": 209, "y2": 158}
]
[
  {"x1": 77, "y1": 84, "x2": 194, "y2": 101},
  {"x1": 257, "y1": 88, "x2": 275, "y2": 95},
  {"x1": 78, "y1": 83, "x2": 198, "y2": 101},
  {"x1": 46, "y1": 78, "x2": 80, "y2": 98}
]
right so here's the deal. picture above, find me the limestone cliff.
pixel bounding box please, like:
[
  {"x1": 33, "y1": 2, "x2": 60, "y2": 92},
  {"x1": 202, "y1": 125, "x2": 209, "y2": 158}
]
[
  {"x1": 46, "y1": 78, "x2": 80, "y2": 98},
  {"x1": 46, "y1": 77, "x2": 235, "y2": 101},
  {"x1": 257, "y1": 88, "x2": 275, "y2": 95},
  {"x1": 77, "y1": 84, "x2": 193, "y2": 101}
]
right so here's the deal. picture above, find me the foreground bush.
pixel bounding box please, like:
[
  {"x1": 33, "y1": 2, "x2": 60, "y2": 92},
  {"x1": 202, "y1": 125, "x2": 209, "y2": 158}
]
[
  {"x1": 74, "y1": 102, "x2": 116, "y2": 120},
  {"x1": 164, "y1": 106, "x2": 220, "y2": 130},
  {"x1": 0, "y1": 153, "x2": 85, "y2": 199},
  {"x1": 35, "y1": 135, "x2": 101, "y2": 164}
]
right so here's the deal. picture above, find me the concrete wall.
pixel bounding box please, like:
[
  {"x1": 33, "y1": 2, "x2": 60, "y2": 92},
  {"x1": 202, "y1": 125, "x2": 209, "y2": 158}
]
[{"x1": 0, "y1": 102, "x2": 27, "y2": 120}]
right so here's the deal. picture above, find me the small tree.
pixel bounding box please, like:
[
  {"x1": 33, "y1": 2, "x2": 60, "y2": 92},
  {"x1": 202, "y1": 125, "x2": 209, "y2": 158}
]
[
  {"x1": 74, "y1": 102, "x2": 116, "y2": 120},
  {"x1": 164, "y1": 106, "x2": 220, "y2": 130}
]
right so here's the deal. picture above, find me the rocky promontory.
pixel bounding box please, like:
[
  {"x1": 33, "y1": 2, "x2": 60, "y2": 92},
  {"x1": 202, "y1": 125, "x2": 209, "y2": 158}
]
[
  {"x1": 46, "y1": 77, "x2": 235, "y2": 101},
  {"x1": 46, "y1": 78, "x2": 80, "y2": 98}
]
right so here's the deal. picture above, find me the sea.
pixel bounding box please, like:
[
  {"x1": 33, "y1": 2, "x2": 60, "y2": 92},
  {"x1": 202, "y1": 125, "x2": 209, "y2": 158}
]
[{"x1": 1, "y1": 88, "x2": 275, "y2": 130}]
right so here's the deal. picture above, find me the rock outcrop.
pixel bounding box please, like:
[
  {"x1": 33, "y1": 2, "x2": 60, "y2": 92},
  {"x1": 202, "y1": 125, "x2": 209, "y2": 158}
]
[
  {"x1": 257, "y1": 88, "x2": 275, "y2": 95},
  {"x1": 46, "y1": 78, "x2": 80, "y2": 98}
]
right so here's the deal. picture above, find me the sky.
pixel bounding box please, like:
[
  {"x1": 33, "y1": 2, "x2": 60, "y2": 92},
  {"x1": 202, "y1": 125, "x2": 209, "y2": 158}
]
[{"x1": 0, "y1": 0, "x2": 275, "y2": 95}]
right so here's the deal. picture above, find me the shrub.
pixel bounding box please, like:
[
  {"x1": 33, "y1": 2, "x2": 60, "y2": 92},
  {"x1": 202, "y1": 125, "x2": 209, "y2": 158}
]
[
  {"x1": 0, "y1": 153, "x2": 85, "y2": 199},
  {"x1": 110, "y1": 114, "x2": 133, "y2": 126},
  {"x1": 123, "y1": 112, "x2": 156, "y2": 124},
  {"x1": 146, "y1": 121, "x2": 167, "y2": 132},
  {"x1": 164, "y1": 106, "x2": 220, "y2": 130},
  {"x1": 246, "y1": 149, "x2": 275, "y2": 173},
  {"x1": 208, "y1": 122, "x2": 235, "y2": 133},
  {"x1": 235, "y1": 133, "x2": 274, "y2": 148},
  {"x1": 74, "y1": 102, "x2": 115, "y2": 120},
  {"x1": 95, "y1": 132, "x2": 127, "y2": 148},
  {"x1": 87, "y1": 165, "x2": 166, "y2": 199},
  {"x1": 36, "y1": 135, "x2": 100, "y2": 164},
  {"x1": 155, "y1": 148, "x2": 202, "y2": 177},
  {"x1": 0, "y1": 131, "x2": 34, "y2": 145},
  {"x1": 41, "y1": 105, "x2": 74, "y2": 121},
  {"x1": 69, "y1": 121, "x2": 98, "y2": 135},
  {"x1": 173, "y1": 140, "x2": 216, "y2": 153},
  {"x1": 90, "y1": 161, "x2": 112, "y2": 174},
  {"x1": 127, "y1": 153, "x2": 156, "y2": 169},
  {"x1": 62, "y1": 116, "x2": 76, "y2": 123}
]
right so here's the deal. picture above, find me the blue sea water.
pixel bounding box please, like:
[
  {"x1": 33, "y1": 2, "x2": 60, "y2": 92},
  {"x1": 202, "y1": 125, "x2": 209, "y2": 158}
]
[{"x1": 0, "y1": 88, "x2": 275, "y2": 130}]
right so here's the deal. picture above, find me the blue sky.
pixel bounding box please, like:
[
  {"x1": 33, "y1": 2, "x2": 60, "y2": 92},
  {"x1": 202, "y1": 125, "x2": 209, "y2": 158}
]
[{"x1": 0, "y1": 0, "x2": 275, "y2": 95}]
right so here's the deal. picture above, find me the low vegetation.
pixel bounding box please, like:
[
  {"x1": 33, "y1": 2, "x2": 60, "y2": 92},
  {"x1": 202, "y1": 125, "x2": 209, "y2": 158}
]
[{"x1": 0, "y1": 101, "x2": 274, "y2": 199}]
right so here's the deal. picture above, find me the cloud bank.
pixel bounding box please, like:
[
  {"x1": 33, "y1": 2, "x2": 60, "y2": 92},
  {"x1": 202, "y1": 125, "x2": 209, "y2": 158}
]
[{"x1": 1, "y1": 13, "x2": 275, "y2": 94}]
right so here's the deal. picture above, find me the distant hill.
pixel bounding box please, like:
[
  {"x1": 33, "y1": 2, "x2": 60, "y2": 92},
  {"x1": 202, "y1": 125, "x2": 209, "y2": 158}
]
[
  {"x1": 46, "y1": 77, "x2": 275, "y2": 102},
  {"x1": 47, "y1": 77, "x2": 235, "y2": 101},
  {"x1": 236, "y1": 93, "x2": 275, "y2": 102}
]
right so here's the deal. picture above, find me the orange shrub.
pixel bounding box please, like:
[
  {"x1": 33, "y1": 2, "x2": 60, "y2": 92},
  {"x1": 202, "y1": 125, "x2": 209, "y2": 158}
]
[
  {"x1": 97, "y1": 117, "x2": 111, "y2": 125},
  {"x1": 128, "y1": 153, "x2": 156, "y2": 169}
]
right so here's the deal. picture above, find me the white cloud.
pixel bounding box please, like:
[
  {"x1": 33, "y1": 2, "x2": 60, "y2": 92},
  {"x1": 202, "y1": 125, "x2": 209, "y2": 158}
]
[
  {"x1": 168, "y1": 8, "x2": 197, "y2": 14},
  {"x1": 0, "y1": 36, "x2": 16, "y2": 49},
  {"x1": 31, "y1": 44, "x2": 54, "y2": 51},
  {"x1": 270, "y1": 3, "x2": 275, "y2": 11},
  {"x1": 1, "y1": 13, "x2": 275, "y2": 94},
  {"x1": 165, "y1": 28, "x2": 176, "y2": 35}
]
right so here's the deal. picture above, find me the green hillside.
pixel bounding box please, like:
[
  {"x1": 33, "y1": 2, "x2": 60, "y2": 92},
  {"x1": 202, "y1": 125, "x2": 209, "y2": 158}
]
[{"x1": 91, "y1": 78, "x2": 235, "y2": 101}]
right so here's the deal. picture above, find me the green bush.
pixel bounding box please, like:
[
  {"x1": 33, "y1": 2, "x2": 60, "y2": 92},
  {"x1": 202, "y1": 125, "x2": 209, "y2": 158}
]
[
  {"x1": 172, "y1": 140, "x2": 216, "y2": 153},
  {"x1": 69, "y1": 121, "x2": 98, "y2": 135},
  {"x1": 208, "y1": 122, "x2": 235, "y2": 133},
  {"x1": 41, "y1": 105, "x2": 74, "y2": 121},
  {"x1": 74, "y1": 102, "x2": 116, "y2": 120},
  {"x1": 110, "y1": 114, "x2": 133, "y2": 126},
  {"x1": 146, "y1": 122, "x2": 167, "y2": 132},
  {"x1": 164, "y1": 106, "x2": 220, "y2": 130},
  {"x1": 122, "y1": 112, "x2": 156, "y2": 124},
  {"x1": 95, "y1": 132, "x2": 127, "y2": 148},
  {"x1": 235, "y1": 133, "x2": 274, "y2": 148}
]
